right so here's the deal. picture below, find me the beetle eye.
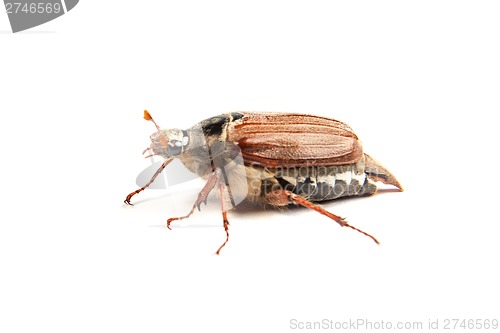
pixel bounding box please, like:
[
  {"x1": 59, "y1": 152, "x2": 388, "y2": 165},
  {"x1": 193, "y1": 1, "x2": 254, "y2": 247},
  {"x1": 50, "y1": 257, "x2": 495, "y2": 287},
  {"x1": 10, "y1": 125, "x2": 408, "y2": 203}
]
[{"x1": 167, "y1": 140, "x2": 183, "y2": 156}]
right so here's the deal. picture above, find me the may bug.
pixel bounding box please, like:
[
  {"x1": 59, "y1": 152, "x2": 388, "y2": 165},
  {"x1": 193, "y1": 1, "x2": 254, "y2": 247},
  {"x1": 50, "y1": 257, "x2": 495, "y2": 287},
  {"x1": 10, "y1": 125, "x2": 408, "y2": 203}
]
[{"x1": 124, "y1": 111, "x2": 403, "y2": 254}]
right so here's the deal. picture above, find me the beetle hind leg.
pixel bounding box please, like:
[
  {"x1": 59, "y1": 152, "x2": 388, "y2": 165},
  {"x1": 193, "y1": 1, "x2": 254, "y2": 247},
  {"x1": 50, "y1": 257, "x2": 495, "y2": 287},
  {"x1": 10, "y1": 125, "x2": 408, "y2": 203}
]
[{"x1": 265, "y1": 190, "x2": 380, "y2": 245}]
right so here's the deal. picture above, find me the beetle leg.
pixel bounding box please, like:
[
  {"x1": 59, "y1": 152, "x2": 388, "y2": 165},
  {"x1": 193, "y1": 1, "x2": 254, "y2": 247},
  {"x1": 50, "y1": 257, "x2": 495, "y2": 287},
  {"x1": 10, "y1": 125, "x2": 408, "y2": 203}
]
[
  {"x1": 166, "y1": 168, "x2": 231, "y2": 255},
  {"x1": 215, "y1": 178, "x2": 230, "y2": 255},
  {"x1": 166, "y1": 168, "x2": 222, "y2": 229},
  {"x1": 265, "y1": 190, "x2": 380, "y2": 245},
  {"x1": 124, "y1": 158, "x2": 173, "y2": 205}
]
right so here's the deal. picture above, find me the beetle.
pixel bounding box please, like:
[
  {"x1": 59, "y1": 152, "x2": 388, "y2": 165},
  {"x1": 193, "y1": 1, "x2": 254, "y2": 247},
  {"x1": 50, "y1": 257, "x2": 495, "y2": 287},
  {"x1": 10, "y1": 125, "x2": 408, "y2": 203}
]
[{"x1": 124, "y1": 111, "x2": 403, "y2": 254}]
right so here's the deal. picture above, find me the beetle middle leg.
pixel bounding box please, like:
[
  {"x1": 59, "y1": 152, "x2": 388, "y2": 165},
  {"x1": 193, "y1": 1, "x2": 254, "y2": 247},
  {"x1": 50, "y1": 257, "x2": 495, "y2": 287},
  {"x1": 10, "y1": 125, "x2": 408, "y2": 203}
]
[
  {"x1": 215, "y1": 178, "x2": 230, "y2": 255},
  {"x1": 166, "y1": 168, "x2": 221, "y2": 229},
  {"x1": 265, "y1": 190, "x2": 380, "y2": 245},
  {"x1": 166, "y1": 168, "x2": 231, "y2": 255}
]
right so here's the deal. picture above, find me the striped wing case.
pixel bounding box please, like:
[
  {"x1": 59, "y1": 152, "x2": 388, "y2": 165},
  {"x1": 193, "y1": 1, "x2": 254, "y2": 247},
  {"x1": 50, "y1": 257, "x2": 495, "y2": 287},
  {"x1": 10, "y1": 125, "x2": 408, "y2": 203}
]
[{"x1": 227, "y1": 112, "x2": 363, "y2": 167}]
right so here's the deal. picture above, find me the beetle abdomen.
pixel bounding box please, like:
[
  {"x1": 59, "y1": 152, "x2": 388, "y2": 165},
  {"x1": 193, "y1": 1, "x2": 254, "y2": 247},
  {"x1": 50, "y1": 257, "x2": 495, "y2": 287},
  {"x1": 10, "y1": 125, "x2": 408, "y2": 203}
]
[{"x1": 270, "y1": 163, "x2": 377, "y2": 202}]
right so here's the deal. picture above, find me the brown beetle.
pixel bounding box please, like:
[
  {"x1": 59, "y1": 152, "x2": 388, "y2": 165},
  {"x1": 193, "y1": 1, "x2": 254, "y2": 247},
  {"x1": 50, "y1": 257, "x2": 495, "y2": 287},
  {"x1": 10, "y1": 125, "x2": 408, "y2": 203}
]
[{"x1": 125, "y1": 111, "x2": 403, "y2": 254}]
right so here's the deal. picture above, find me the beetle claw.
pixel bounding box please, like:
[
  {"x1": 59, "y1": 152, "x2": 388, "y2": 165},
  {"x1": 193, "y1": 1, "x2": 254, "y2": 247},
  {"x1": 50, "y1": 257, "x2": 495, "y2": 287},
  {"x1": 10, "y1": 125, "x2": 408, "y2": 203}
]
[
  {"x1": 166, "y1": 218, "x2": 175, "y2": 230},
  {"x1": 124, "y1": 195, "x2": 134, "y2": 206}
]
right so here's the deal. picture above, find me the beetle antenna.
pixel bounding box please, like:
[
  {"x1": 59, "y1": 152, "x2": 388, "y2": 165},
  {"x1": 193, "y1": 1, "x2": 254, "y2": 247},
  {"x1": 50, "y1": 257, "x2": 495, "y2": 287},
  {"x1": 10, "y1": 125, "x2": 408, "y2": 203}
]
[
  {"x1": 144, "y1": 110, "x2": 167, "y2": 148},
  {"x1": 144, "y1": 110, "x2": 161, "y2": 131}
]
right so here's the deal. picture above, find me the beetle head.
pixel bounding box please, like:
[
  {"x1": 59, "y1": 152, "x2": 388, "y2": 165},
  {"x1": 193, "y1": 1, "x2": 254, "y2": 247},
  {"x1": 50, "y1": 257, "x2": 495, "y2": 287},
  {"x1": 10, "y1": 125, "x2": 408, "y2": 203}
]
[
  {"x1": 149, "y1": 128, "x2": 189, "y2": 158},
  {"x1": 143, "y1": 110, "x2": 189, "y2": 159}
]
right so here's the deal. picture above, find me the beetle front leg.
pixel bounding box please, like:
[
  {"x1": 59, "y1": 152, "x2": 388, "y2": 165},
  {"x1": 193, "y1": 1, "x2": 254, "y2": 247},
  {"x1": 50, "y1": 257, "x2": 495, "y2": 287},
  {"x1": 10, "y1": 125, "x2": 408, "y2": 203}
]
[
  {"x1": 265, "y1": 190, "x2": 380, "y2": 245},
  {"x1": 124, "y1": 158, "x2": 173, "y2": 205}
]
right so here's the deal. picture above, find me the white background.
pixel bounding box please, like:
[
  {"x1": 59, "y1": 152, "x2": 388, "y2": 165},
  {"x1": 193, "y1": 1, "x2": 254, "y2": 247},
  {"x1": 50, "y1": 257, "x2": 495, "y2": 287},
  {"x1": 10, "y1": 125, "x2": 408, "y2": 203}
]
[{"x1": 1, "y1": 1, "x2": 499, "y2": 332}]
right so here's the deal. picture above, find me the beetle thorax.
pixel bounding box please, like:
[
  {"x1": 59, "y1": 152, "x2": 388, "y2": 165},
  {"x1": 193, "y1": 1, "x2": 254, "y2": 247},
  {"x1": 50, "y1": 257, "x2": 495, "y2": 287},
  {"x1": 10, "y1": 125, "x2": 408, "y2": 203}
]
[{"x1": 178, "y1": 125, "x2": 214, "y2": 177}]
